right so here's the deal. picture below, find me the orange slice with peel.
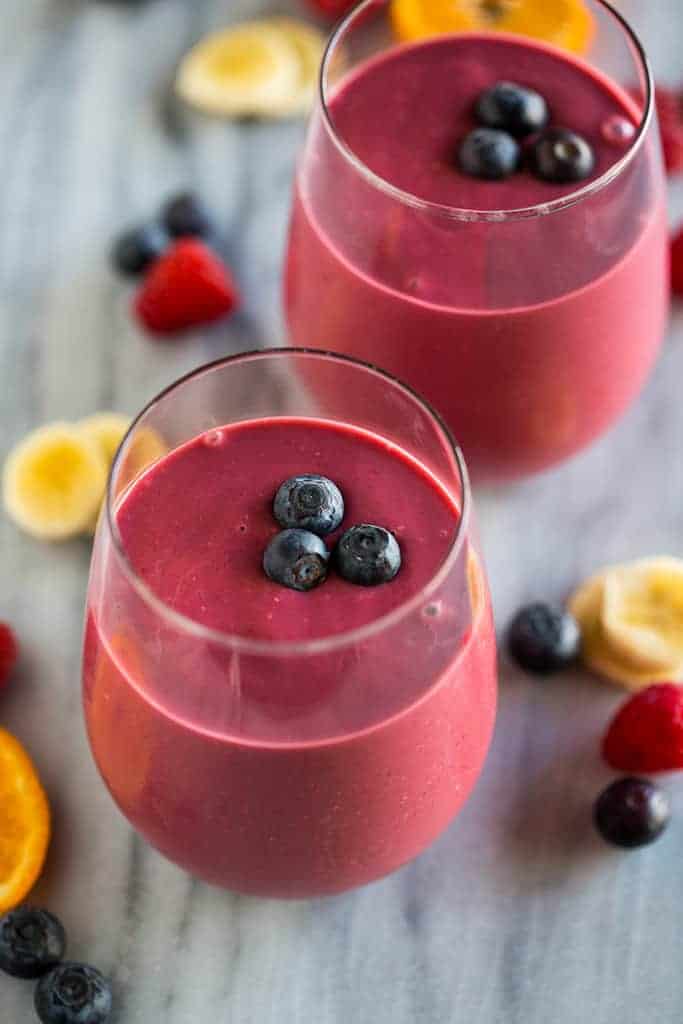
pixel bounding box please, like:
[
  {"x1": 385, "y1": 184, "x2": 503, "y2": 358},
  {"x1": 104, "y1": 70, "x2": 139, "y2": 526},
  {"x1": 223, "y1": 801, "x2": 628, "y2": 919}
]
[
  {"x1": 0, "y1": 728, "x2": 50, "y2": 913},
  {"x1": 391, "y1": 0, "x2": 594, "y2": 55}
]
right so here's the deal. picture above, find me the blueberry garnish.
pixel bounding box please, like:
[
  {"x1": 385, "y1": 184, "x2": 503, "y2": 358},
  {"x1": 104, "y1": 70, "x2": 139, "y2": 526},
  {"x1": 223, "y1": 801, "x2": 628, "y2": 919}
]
[
  {"x1": 458, "y1": 127, "x2": 520, "y2": 180},
  {"x1": 35, "y1": 962, "x2": 112, "y2": 1024},
  {"x1": 334, "y1": 524, "x2": 401, "y2": 587},
  {"x1": 594, "y1": 777, "x2": 670, "y2": 849},
  {"x1": 273, "y1": 475, "x2": 344, "y2": 536},
  {"x1": 110, "y1": 224, "x2": 167, "y2": 277},
  {"x1": 0, "y1": 907, "x2": 66, "y2": 979},
  {"x1": 507, "y1": 602, "x2": 580, "y2": 674},
  {"x1": 161, "y1": 192, "x2": 212, "y2": 238},
  {"x1": 263, "y1": 529, "x2": 329, "y2": 592},
  {"x1": 475, "y1": 81, "x2": 549, "y2": 138},
  {"x1": 528, "y1": 127, "x2": 595, "y2": 183}
]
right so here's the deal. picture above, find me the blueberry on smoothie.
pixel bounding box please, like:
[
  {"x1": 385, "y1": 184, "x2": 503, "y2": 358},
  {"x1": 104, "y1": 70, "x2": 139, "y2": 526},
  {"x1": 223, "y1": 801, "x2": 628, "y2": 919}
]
[
  {"x1": 273, "y1": 475, "x2": 344, "y2": 536},
  {"x1": 0, "y1": 907, "x2": 66, "y2": 979},
  {"x1": 507, "y1": 602, "x2": 580, "y2": 674},
  {"x1": 594, "y1": 777, "x2": 670, "y2": 849},
  {"x1": 334, "y1": 525, "x2": 401, "y2": 586},
  {"x1": 458, "y1": 127, "x2": 520, "y2": 180},
  {"x1": 475, "y1": 81, "x2": 549, "y2": 138},
  {"x1": 35, "y1": 962, "x2": 112, "y2": 1024},
  {"x1": 528, "y1": 127, "x2": 595, "y2": 183},
  {"x1": 263, "y1": 529, "x2": 330, "y2": 592}
]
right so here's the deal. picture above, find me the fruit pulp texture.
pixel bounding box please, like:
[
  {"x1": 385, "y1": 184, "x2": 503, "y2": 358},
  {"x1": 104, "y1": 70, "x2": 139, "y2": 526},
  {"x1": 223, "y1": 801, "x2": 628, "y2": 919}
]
[
  {"x1": 285, "y1": 34, "x2": 669, "y2": 482},
  {"x1": 83, "y1": 418, "x2": 496, "y2": 897}
]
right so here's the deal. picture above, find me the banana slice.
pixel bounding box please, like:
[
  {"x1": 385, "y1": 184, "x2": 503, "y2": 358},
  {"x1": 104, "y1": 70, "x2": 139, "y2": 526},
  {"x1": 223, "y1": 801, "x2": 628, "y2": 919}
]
[
  {"x1": 3, "y1": 424, "x2": 108, "y2": 541},
  {"x1": 79, "y1": 414, "x2": 131, "y2": 535},
  {"x1": 568, "y1": 560, "x2": 683, "y2": 690},
  {"x1": 79, "y1": 413, "x2": 131, "y2": 466},
  {"x1": 176, "y1": 21, "x2": 302, "y2": 119},
  {"x1": 263, "y1": 19, "x2": 326, "y2": 117}
]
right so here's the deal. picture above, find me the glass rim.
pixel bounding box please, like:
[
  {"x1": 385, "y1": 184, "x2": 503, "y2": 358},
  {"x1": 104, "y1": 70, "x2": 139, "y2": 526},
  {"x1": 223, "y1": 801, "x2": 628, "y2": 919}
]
[
  {"x1": 318, "y1": 0, "x2": 654, "y2": 223},
  {"x1": 104, "y1": 348, "x2": 471, "y2": 657}
]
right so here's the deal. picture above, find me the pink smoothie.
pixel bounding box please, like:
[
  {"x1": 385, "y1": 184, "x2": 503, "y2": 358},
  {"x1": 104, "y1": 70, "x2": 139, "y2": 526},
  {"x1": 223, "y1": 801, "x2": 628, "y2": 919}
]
[
  {"x1": 285, "y1": 33, "x2": 669, "y2": 481},
  {"x1": 83, "y1": 418, "x2": 496, "y2": 897}
]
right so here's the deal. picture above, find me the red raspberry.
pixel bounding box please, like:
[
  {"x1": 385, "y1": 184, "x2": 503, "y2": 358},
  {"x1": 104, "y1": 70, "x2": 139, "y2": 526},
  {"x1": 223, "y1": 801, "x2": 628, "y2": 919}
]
[
  {"x1": 134, "y1": 239, "x2": 239, "y2": 336},
  {"x1": 602, "y1": 683, "x2": 683, "y2": 773},
  {"x1": 671, "y1": 226, "x2": 683, "y2": 296},
  {"x1": 305, "y1": 0, "x2": 356, "y2": 18},
  {"x1": 0, "y1": 623, "x2": 19, "y2": 691},
  {"x1": 654, "y1": 85, "x2": 683, "y2": 175}
]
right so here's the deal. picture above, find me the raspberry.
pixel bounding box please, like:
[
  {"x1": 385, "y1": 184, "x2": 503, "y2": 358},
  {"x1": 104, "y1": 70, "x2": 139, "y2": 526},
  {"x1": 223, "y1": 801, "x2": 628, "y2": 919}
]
[
  {"x1": 306, "y1": 0, "x2": 356, "y2": 17},
  {"x1": 134, "y1": 239, "x2": 239, "y2": 335},
  {"x1": 671, "y1": 226, "x2": 683, "y2": 297},
  {"x1": 0, "y1": 624, "x2": 19, "y2": 691},
  {"x1": 654, "y1": 85, "x2": 683, "y2": 175},
  {"x1": 602, "y1": 683, "x2": 683, "y2": 773}
]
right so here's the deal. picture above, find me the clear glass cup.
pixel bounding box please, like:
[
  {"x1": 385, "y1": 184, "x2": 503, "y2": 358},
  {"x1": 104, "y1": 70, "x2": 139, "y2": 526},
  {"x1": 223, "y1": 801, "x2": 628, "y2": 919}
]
[
  {"x1": 82, "y1": 350, "x2": 497, "y2": 898},
  {"x1": 284, "y1": 0, "x2": 669, "y2": 483}
]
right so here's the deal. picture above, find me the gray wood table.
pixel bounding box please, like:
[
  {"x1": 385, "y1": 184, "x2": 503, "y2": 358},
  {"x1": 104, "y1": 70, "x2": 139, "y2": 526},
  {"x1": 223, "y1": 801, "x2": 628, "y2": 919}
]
[{"x1": 2, "y1": 1, "x2": 682, "y2": 1021}]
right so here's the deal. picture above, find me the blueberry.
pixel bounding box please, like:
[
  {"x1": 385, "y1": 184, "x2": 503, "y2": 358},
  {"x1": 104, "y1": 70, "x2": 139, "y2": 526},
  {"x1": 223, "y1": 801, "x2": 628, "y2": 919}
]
[
  {"x1": 528, "y1": 127, "x2": 595, "y2": 183},
  {"x1": 0, "y1": 907, "x2": 66, "y2": 979},
  {"x1": 35, "y1": 962, "x2": 112, "y2": 1024},
  {"x1": 475, "y1": 81, "x2": 549, "y2": 138},
  {"x1": 273, "y1": 475, "x2": 344, "y2": 536},
  {"x1": 110, "y1": 224, "x2": 167, "y2": 277},
  {"x1": 161, "y1": 192, "x2": 212, "y2": 238},
  {"x1": 594, "y1": 777, "x2": 670, "y2": 849},
  {"x1": 334, "y1": 524, "x2": 401, "y2": 586},
  {"x1": 263, "y1": 529, "x2": 329, "y2": 592},
  {"x1": 458, "y1": 127, "x2": 520, "y2": 180},
  {"x1": 507, "y1": 602, "x2": 580, "y2": 674}
]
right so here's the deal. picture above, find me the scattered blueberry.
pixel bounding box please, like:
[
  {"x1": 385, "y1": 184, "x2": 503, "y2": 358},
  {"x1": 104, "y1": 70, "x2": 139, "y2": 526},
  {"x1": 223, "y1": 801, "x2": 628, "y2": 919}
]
[
  {"x1": 528, "y1": 127, "x2": 595, "y2": 183},
  {"x1": 475, "y1": 81, "x2": 549, "y2": 138},
  {"x1": 334, "y1": 524, "x2": 401, "y2": 586},
  {"x1": 507, "y1": 602, "x2": 580, "y2": 674},
  {"x1": 0, "y1": 907, "x2": 66, "y2": 979},
  {"x1": 273, "y1": 475, "x2": 344, "y2": 536},
  {"x1": 594, "y1": 777, "x2": 670, "y2": 849},
  {"x1": 35, "y1": 962, "x2": 112, "y2": 1024},
  {"x1": 458, "y1": 127, "x2": 520, "y2": 180},
  {"x1": 110, "y1": 224, "x2": 167, "y2": 277},
  {"x1": 263, "y1": 529, "x2": 329, "y2": 592},
  {"x1": 161, "y1": 192, "x2": 212, "y2": 238}
]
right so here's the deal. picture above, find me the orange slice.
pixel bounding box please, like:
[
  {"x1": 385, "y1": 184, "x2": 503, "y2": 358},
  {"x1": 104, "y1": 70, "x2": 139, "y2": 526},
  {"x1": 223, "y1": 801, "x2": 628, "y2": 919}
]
[
  {"x1": 0, "y1": 728, "x2": 50, "y2": 913},
  {"x1": 391, "y1": 0, "x2": 594, "y2": 54}
]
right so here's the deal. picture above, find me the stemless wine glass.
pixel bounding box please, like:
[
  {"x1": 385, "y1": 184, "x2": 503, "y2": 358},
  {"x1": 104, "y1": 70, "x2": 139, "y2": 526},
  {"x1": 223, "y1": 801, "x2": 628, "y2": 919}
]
[
  {"x1": 82, "y1": 350, "x2": 497, "y2": 898},
  {"x1": 285, "y1": 0, "x2": 669, "y2": 483}
]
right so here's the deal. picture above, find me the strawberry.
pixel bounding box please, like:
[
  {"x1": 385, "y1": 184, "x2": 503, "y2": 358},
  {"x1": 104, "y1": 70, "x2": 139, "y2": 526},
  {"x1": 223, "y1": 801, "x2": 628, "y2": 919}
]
[
  {"x1": 671, "y1": 226, "x2": 683, "y2": 297},
  {"x1": 0, "y1": 623, "x2": 19, "y2": 691},
  {"x1": 602, "y1": 683, "x2": 683, "y2": 773},
  {"x1": 134, "y1": 239, "x2": 239, "y2": 335},
  {"x1": 654, "y1": 85, "x2": 683, "y2": 175}
]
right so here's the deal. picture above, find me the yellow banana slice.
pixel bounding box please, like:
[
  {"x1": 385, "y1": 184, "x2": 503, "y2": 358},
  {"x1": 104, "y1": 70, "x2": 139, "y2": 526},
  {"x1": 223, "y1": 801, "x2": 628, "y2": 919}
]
[
  {"x1": 602, "y1": 558, "x2": 683, "y2": 673},
  {"x1": 79, "y1": 413, "x2": 131, "y2": 535},
  {"x1": 568, "y1": 560, "x2": 683, "y2": 690},
  {"x1": 3, "y1": 423, "x2": 108, "y2": 541},
  {"x1": 263, "y1": 19, "x2": 326, "y2": 117},
  {"x1": 78, "y1": 413, "x2": 130, "y2": 468},
  {"x1": 176, "y1": 21, "x2": 302, "y2": 119}
]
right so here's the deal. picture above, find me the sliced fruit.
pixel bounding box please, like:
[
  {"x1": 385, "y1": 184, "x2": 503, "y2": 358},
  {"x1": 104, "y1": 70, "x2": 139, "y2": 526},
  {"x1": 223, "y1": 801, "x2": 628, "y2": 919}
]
[
  {"x1": 391, "y1": 0, "x2": 594, "y2": 55},
  {"x1": 79, "y1": 414, "x2": 131, "y2": 535},
  {"x1": 0, "y1": 728, "x2": 50, "y2": 914},
  {"x1": 176, "y1": 21, "x2": 302, "y2": 118},
  {"x1": 568, "y1": 565, "x2": 683, "y2": 690},
  {"x1": 3, "y1": 424, "x2": 108, "y2": 541},
  {"x1": 601, "y1": 558, "x2": 683, "y2": 675},
  {"x1": 264, "y1": 18, "x2": 326, "y2": 116},
  {"x1": 119, "y1": 428, "x2": 168, "y2": 487}
]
